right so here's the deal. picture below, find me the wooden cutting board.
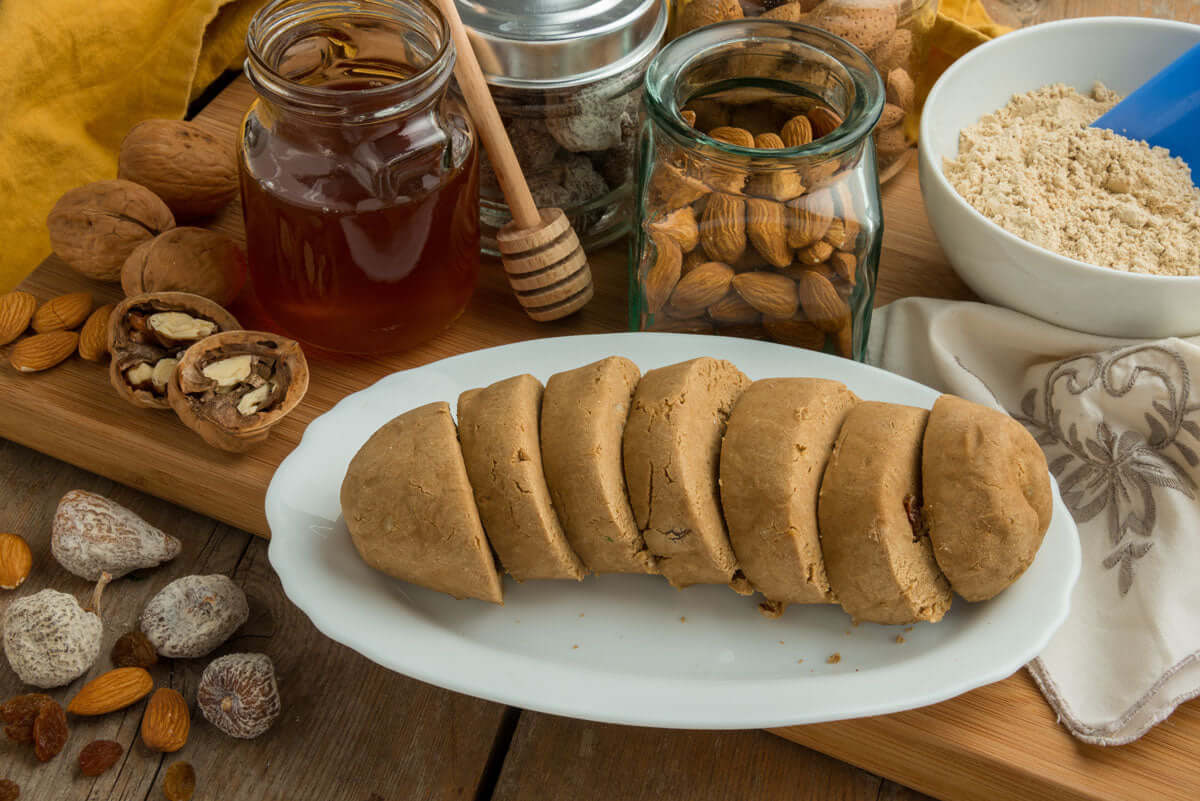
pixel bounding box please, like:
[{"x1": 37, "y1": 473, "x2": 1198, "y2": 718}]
[{"x1": 2, "y1": 76, "x2": 1196, "y2": 801}]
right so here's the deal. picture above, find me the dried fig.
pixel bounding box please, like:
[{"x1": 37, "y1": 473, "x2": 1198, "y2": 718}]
[
  {"x1": 46, "y1": 180, "x2": 175, "y2": 281},
  {"x1": 197, "y1": 653, "x2": 280, "y2": 739},
  {"x1": 2, "y1": 574, "x2": 109, "y2": 688},
  {"x1": 140, "y1": 574, "x2": 249, "y2": 658},
  {"x1": 52, "y1": 490, "x2": 181, "y2": 580},
  {"x1": 108, "y1": 292, "x2": 240, "y2": 410},
  {"x1": 121, "y1": 228, "x2": 247, "y2": 306},
  {"x1": 118, "y1": 119, "x2": 238, "y2": 219},
  {"x1": 167, "y1": 331, "x2": 309, "y2": 453}
]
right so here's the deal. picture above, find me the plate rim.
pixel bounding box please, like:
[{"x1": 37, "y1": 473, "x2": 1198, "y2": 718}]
[{"x1": 265, "y1": 332, "x2": 1081, "y2": 729}]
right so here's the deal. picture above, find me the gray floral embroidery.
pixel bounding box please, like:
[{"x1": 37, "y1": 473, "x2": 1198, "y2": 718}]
[{"x1": 1012, "y1": 345, "x2": 1198, "y2": 596}]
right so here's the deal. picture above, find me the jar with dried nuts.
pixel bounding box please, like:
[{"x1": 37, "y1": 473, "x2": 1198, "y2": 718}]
[
  {"x1": 461, "y1": 0, "x2": 666, "y2": 253},
  {"x1": 632, "y1": 19, "x2": 883, "y2": 360},
  {"x1": 671, "y1": 0, "x2": 937, "y2": 183}
]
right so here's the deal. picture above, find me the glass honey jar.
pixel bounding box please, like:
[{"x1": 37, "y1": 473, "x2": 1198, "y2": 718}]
[{"x1": 241, "y1": 0, "x2": 479, "y2": 354}]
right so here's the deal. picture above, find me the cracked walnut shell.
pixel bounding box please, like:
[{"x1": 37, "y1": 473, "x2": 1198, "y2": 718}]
[
  {"x1": 167, "y1": 330, "x2": 309, "y2": 452},
  {"x1": 108, "y1": 292, "x2": 240, "y2": 410}
]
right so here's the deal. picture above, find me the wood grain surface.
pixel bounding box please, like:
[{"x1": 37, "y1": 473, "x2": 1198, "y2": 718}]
[
  {"x1": 0, "y1": 439, "x2": 509, "y2": 801},
  {"x1": 0, "y1": 439, "x2": 933, "y2": 801},
  {"x1": 3, "y1": 1, "x2": 1200, "y2": 800}
]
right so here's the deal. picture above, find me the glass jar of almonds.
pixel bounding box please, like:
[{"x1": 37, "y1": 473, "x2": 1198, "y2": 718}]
[
  {"x1": 669, "y1": 0, "x2": 937, "y2": 183},
  {"x1": 631, "y1": 19, "x2": 884, "y2": 360}
]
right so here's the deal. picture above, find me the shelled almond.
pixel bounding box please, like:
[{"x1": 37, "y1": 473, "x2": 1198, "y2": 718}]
[{"x1": 638, "y1": 101, "x2": 867, "y2": 358}]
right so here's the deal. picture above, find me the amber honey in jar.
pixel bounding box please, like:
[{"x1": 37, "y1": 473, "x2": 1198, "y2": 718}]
[{"x1": 241, "y1": 0, "x2": 478, "y2": 354}]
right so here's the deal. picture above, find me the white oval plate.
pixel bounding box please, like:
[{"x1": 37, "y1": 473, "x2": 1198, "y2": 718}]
[{"x1": 265, "y1": 333, "x2": 1081, "y2": 729}]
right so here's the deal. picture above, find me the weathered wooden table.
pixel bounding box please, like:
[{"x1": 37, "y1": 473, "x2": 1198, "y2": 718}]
[{"x1": 3, "y1": 2, "x2": 1199, "y2": 800}]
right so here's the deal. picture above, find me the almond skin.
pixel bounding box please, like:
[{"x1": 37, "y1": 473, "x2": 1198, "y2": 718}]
[
  {"x1": 68, "y1": 667, "x2": 154, "y2": 716},
  {"x1": 887, "y1": 68, "x2": 915, "y2": 113},
  {"x1": 31, "y1": 292, "x2": 92, "y2": 334},
  {"x1": 781, "y1": 115, "x2": 814, "y2": 148},
  {"x1": 647, "y1": 207, "x2": 700, "y2": 253},
  {"x1": 709, "y1": 126, "x2": 755, "y2": 149},
  {"x1": 797, "y1": 270, "x2": 851, "y2": 333},
  {"x1": 644, "y1": 231, "x2": 683, "y2": 314},
  {"x1": 678, "y1": 0, "x2": 743, "y2": 34},
  {"x1": 0, "y1": 532, "x2": 33, "y2": 590},
  {"x1": 823, "y1": 218, "x2": 849, "y2": 250},
  {"x1": 829, "y1": 251, "x2": 858, "y2": 286},
  {"x1": 748, "y1": 133, "x2": 806, "y2": 201},
  {"x1": 787, "y1": 191, "x2": 835, "y2": 249},
  {"x1": 78, "y1": 304, "x2": 115, "y2": 362},
  {"x1": 700, "y1": 193, "x2": 746, "y2": 264},
  {"x1": 879, "y1": 103, "x2": 906, "y2": 129},
  {"x1": 707, "y1": 291, "x2": 761, "y2": 325},
  {"x1": 745, "y1": 198, "x2": 792, "y2": 268},
  {"x1": 0, "y1": 291, "x2": 37, "y2": 346},
  {"x1": 649, "y1": 162, "x2": 709, "y2": 211},
  {"x1": 668, "y1": 261, "x2": 734, "y2": 317},
  {"x1": 140, "y1": 687, "x2": 190, "y2": 752},
  {"x1": 796, "y1": 240, "x2": 835, "y2": 266},
  {"x1": 10, "y1": 331, "x2": 79, "y2": 373},
  {"x1": 731, "y1": 272, "x2": 800, "y2": 319}
]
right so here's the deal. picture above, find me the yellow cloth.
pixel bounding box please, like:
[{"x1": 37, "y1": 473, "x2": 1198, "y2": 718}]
[
  {"x1": 0, "y1": 1, "x2": 262, "y2": 292},
  {"x1": 906, "y1": 0, "x2": 1013, "y2": 140}
]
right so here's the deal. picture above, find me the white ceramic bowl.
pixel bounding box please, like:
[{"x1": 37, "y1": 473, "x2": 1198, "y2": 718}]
[{"x1": 918, "y1": 17, "x2": 1200, "y2": 338}]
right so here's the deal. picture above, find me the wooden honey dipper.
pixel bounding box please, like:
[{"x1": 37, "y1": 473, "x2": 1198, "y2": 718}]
[{"x1": 436, "y1": 0, "x2": 595, "y2": 322}]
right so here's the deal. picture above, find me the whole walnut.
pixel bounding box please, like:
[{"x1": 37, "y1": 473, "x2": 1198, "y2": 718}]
[
  {"x1": 118, "y1": 119, "x2": 238, "y2": 219},
  {"x1": 197, "y1": 653, "x2": 281, "y2": 739},
  {"x1": 46, "y1": 180, "x2": 175, "y2": 281},
  {"x1": 121, "y1": 228, "x2": 247, "y2": 306},
  {"x1": 140, "y1": 574, "x2": 249, "y2": 658}
]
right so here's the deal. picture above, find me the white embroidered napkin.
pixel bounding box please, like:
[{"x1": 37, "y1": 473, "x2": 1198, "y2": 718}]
[{"x1": 867, "y1": 297, "x2": 1200, "y2": 745}]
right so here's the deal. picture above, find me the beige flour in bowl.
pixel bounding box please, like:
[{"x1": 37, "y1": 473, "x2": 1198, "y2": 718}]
[{"x1": 943, "y1": 83, "x2": 1200, "y2": 276}]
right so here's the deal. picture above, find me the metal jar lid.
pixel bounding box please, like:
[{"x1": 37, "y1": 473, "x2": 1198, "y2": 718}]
[{"x1": 455, "y1": 0, "x2": 666, "y2": 89}]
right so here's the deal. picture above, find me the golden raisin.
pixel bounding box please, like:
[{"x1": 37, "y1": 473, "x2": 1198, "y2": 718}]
[
  {"x1": 163, "y1": 761, "x2": 196, "y2": 801},
  {"x1": 0, "y1": 778, "x2": 18, "y2": 801},
  {"x1": 2, "y1": 693, "x2": 54, "y2": 743},
  {"x1": 112, "y1": 630, "x2": 158, "y2": 668},
  {"x1": 79, "y1": 739, "x2": 124, "y2": 776},
  {"x1": 32, "y1": 700, "x2": 68, "y2": 761}
]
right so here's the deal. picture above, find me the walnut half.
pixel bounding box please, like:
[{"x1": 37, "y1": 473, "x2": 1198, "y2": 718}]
[
  {"x1": 167, "y1": 331, "x2": 308, "y2": 453},
  {"x1": 108, "y1": 292, "x2": 240, "y2": 410}
]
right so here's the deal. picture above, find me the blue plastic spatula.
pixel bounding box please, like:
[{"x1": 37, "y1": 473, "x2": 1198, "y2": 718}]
[{"x1": 1091, "y1": 42, "x2": 1200, "y2": 182}]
